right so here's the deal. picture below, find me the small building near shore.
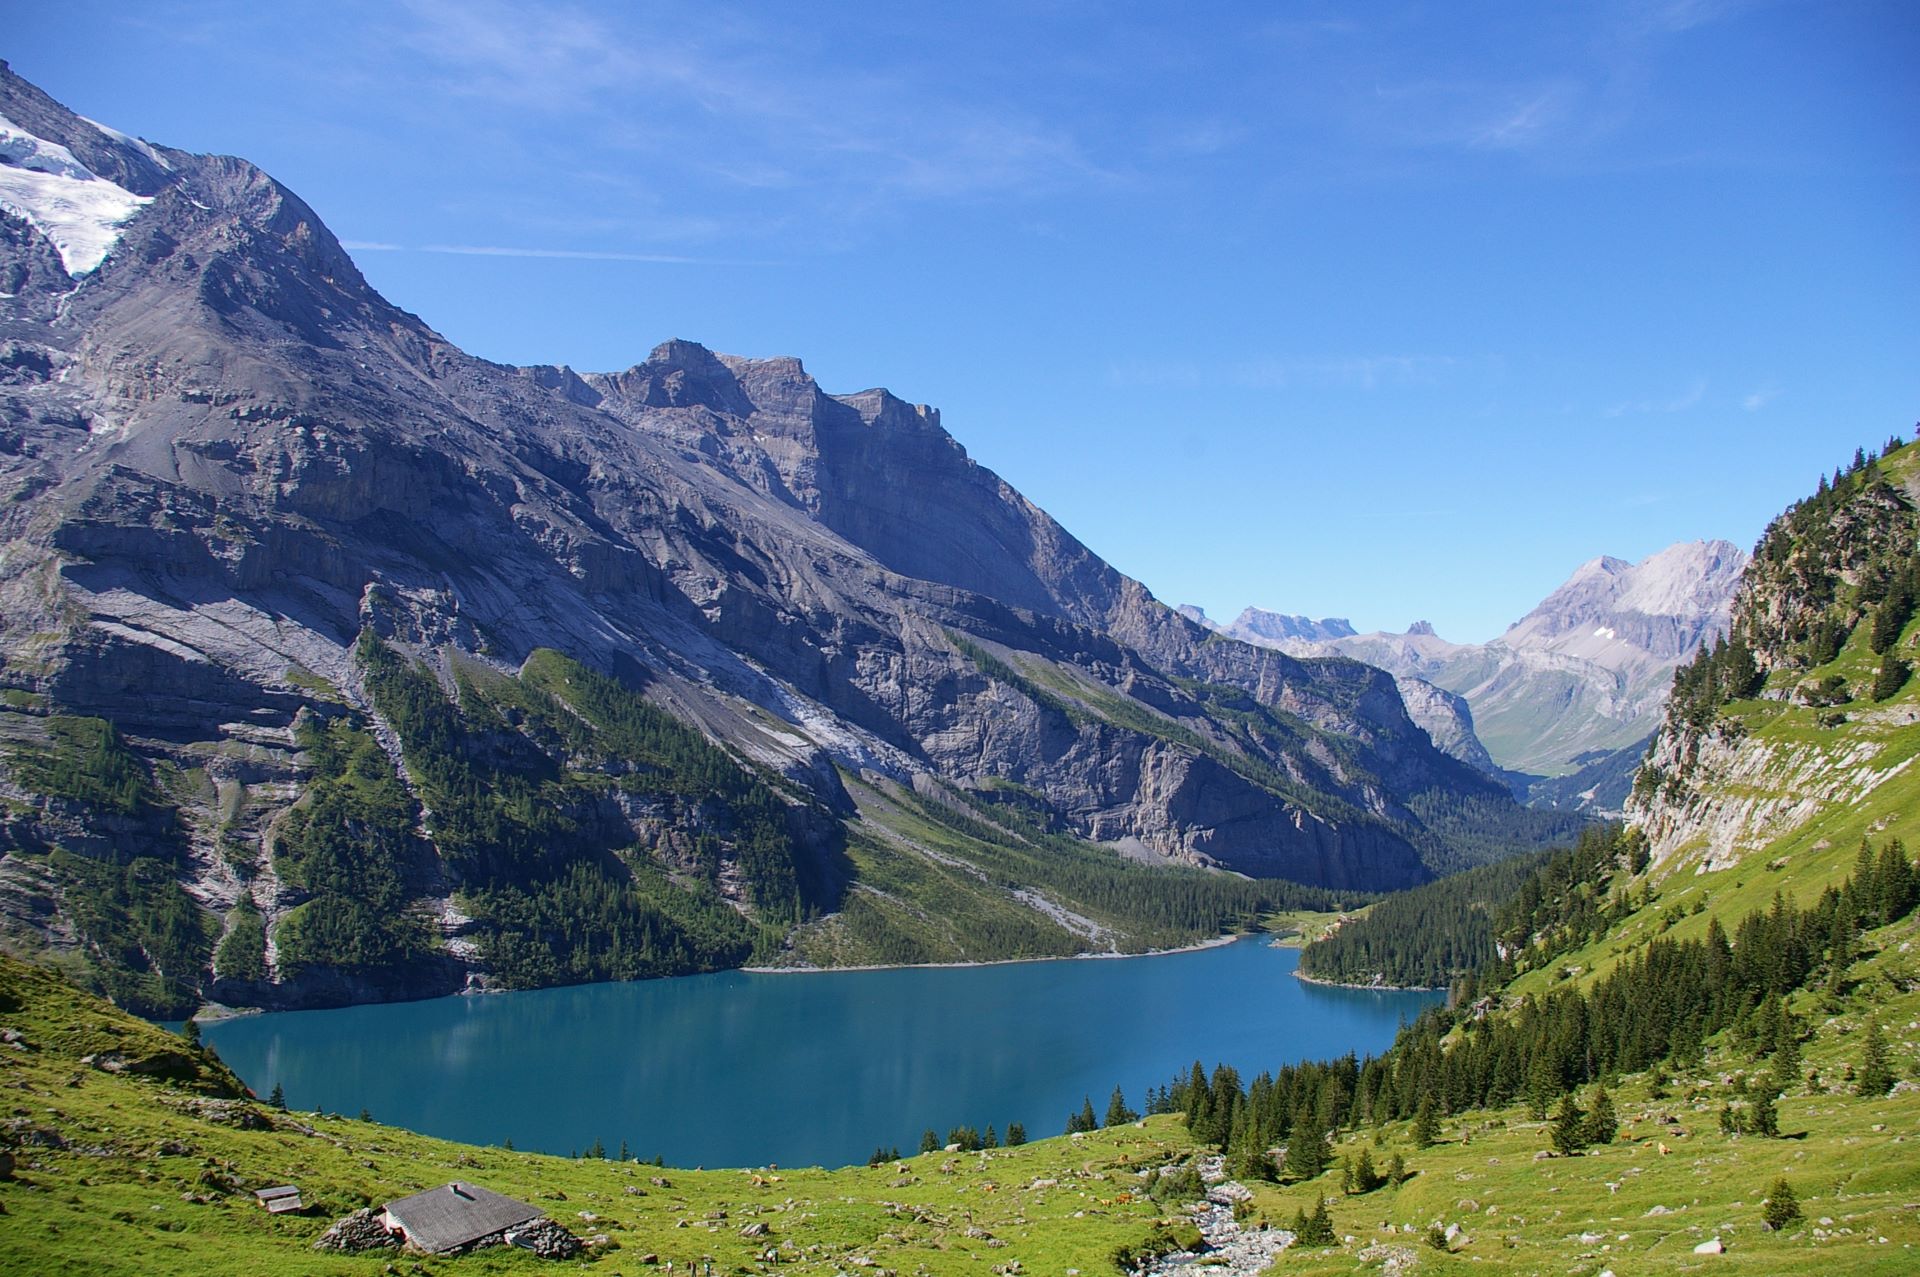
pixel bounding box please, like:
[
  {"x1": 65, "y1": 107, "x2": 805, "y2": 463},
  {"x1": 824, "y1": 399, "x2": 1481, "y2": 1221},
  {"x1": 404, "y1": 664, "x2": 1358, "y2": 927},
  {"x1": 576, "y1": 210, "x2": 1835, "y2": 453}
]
[{"x1": 381, "y1": 1181, "x2": 543, "y2": 1255}]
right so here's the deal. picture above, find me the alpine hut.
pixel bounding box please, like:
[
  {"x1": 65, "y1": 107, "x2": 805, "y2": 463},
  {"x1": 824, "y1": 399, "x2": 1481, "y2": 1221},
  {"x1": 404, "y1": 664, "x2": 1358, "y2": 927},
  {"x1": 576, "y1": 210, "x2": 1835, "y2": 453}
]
[{"x1": 380, "y1": 1181, "x2": 544, "y2": 1254}]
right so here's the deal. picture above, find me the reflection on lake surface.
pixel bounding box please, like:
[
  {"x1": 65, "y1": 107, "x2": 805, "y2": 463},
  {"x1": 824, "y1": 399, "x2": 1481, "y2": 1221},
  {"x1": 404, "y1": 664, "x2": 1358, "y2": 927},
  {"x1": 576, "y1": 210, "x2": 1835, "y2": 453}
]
[{"x1": 200, "y1": 937, "x2": 1442, "y2": 1168}]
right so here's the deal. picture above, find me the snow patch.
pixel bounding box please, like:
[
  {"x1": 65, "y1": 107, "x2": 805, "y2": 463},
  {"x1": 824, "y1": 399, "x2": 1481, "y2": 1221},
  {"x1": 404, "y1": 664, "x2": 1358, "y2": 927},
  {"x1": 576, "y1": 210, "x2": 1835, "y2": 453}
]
[
  {"x1": 80, "y1": 115, "x2": 173, "y2": 171},
  {"x1": 1594, "y1": 625, "x2": 1617, "y2": 640},
  {"x1": 0, "y1": 112, "x2": 151, "y2": 275}
]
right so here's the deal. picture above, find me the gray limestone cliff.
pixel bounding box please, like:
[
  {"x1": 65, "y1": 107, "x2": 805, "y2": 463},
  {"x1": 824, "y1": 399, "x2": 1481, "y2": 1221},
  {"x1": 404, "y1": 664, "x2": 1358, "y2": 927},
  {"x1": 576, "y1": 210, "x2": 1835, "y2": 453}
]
[{"x1": 0, "y1": 63, "x2": 1575, "y2": 1010}]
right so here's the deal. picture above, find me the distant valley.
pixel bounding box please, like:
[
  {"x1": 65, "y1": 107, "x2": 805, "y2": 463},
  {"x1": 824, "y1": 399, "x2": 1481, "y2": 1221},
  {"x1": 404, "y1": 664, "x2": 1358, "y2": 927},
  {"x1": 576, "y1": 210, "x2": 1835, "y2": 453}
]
[{"x1": 1183, "y1": 539, "x2": 1747, "y2": 812}]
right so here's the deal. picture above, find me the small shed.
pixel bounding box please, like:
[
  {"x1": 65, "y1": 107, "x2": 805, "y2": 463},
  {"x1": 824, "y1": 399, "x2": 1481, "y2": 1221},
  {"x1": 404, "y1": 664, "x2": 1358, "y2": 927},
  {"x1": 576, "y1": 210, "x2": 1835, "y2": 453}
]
[
  {"x1": 254, "y1": 1184, "x2": 303, "y2": 1214},
  {"x1": 382, "y1": 1181, "x2": 543, "y2": 1255}
]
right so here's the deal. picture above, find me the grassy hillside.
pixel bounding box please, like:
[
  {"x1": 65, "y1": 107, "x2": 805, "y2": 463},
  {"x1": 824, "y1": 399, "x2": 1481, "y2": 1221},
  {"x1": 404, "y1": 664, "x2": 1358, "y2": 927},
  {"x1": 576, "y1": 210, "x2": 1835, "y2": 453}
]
[
  {"x1": 3, "y1": 893, "x2": 1915, "y2": 1276},
  {"x1": 0, "y1": 950, "x2": 1220, "y2": 1276}
]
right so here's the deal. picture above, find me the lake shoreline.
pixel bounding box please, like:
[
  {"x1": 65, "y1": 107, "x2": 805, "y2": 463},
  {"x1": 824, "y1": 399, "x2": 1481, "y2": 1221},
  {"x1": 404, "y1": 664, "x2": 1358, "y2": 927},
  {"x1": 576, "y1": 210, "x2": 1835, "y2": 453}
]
[
  {"x1": 1292, "y1": 969, "x2": 1445, "y2": 994},
  {"x1": 743, "y1": 930, "x2": 1242, "y2": 975}
]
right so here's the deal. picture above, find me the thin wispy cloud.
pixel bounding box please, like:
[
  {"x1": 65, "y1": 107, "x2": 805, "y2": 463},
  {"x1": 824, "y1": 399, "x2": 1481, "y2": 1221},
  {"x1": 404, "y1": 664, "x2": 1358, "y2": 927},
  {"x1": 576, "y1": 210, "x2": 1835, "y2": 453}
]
[
  {"x1": 1471, "y1": 87, "x2": 1578, "y2": 150},
  {"x1": 1743, "y1": 385, "x2": 1780, "y2": 411},
  {"x1": 1603, "y1": 378, "x2": 1708, "y2": 418},
  {"x1": 378, "y1": 0, "x2": 1114, "y2": 221},
  {"x1": 342, "y1": 240, "x2": 766, "y2": 266}
]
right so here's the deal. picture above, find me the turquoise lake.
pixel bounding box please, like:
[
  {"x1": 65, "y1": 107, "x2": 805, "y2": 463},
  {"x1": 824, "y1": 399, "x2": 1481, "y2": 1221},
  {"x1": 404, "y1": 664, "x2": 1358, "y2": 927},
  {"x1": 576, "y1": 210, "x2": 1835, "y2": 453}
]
[{"x1": 198, "y1": 938, "x2": 1442, "y2": 1170}]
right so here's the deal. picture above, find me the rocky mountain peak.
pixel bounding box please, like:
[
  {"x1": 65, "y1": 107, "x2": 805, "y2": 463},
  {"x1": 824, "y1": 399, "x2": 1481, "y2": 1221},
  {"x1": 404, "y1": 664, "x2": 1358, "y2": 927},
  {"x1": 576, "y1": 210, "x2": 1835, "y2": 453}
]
[
  {"x1": 1225, "y1": 609, "x2": 1357, "y2": 645},
  {"x1": 586, "y1": 339, "x2": 756, "y2": 415},
  {"x1": 1504, "y1": 539, "x2": 1747, "y2": 660},
  {"x1": 1406, "y1": 620, "x2": 1438, "y2": 637}
]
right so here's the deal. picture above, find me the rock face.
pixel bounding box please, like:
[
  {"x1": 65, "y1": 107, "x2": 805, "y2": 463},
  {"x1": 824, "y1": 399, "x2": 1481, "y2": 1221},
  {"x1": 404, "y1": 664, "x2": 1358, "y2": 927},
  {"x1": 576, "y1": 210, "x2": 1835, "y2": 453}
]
[
  {"x1": 0, "y1": 64, "x2": 1569, "y2": 1010},
  {"x1": 1218, "y1": 542, "x2": 1747, "y2": 780},
  {"x1": 1627, "y1": 445, "x2": 1920, "y2": 871}
]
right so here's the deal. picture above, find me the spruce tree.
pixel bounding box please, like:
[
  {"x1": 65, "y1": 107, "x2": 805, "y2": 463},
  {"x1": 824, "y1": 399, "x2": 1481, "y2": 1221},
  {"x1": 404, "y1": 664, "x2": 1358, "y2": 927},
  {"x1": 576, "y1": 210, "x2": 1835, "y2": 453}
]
[
  {"x1": 1773, "y1": 999, "x2": 1803, "y2": 1079},
  {"x1": 1352, "y1": 1145, "x2": 1382, "y2": 1193},
  {"x1": 984, "y1": 1125, "x2": 999, "y2": 1149},
  {"x1": 1006, "y1": 1122, "x2": 1026, "y2": 1147},
  {"x1": 267, "y1": 1082, "x2": 286, "y2": 1109},
  {"x1": 1387, "y1": 1151, "x2": 1407, "y2": 1187},
  {"x1": 1858, "y1": 1020, "x2": 1894, "y2": 1096},
  {"x1": 1582, "y1": 1086, "x2": 1618, "y2": 1145},
  {"x1": 1525, "y1": 1053, "x2": 1557, "y2": 1121},
  {"x1": 1411, "y1": 1094, "x2": 1439, "y2": 1149},
  {"x1": 1292, "y1": 1195, "x2": 1336, "y2": 1245},
  {"x1": 1749, "y1": 1079, "x2": 1780, "y2": 1138},
  {"x1": 1762, "y1": 1177, "x2": 1802, "y2": 1231},
  {"x1": 1873, "y1": 655, "x2": 1910, "y2": 702},
  {"x1": 1105, "y1": 1085, "x2": 1139, "y2": 1127},
  {"x1": 1550, "y1": 1094, "x2": 1588, "y2": 1156},
  {"x1": 1282, "y1": 1103, "x2": 1326, "y2": 1181},
  {"x1": 920, "y1": 1129, "x2": 940, "y2": 1154}
]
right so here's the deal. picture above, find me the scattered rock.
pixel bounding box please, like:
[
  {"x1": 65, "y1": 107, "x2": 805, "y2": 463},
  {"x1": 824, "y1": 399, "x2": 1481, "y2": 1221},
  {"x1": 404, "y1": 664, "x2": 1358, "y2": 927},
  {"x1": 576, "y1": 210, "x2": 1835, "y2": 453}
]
[
  {"x1": 740, "y1": 1221, "x2": 769, "y2": 1238},
  {"x1": 1694, "y1": 1237, "x2": 1725, "y2": 1254},
  {"x1": 312, "y1": 1208, "x2": 399, "y2": 1252},
  {"x1": 504, "y1": 1217, "x2": 585, "y2": 1258},
  {"x1": 78, "y1": 1050, "x2": 198, "y2": 1081}
]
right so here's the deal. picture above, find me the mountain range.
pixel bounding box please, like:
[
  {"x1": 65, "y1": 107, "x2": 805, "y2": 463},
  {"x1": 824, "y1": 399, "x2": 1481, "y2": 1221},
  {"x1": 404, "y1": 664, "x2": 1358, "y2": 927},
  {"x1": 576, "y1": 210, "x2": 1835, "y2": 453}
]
[
  {"x1": 0, "y1": 64, "x2": 1582, "y2": 1013},
  {"x1": 1185, "y1": 539, "x2": 1748, "y2": 806}
]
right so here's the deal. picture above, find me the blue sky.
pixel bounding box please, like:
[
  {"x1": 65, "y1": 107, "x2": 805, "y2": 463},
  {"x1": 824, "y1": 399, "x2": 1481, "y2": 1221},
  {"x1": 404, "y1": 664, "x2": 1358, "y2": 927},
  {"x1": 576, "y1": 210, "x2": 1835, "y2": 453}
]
[{"x1": 9, "y1": 1, "x2": 1917, "y2": 640}]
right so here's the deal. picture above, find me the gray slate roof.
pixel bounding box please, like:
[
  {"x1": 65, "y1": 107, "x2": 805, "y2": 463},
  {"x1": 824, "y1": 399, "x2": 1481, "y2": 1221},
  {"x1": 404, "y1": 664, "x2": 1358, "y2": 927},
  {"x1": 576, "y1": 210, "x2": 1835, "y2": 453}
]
[{"x1": 383, "y1": 1181, "x2": 543, "y2": 1254}]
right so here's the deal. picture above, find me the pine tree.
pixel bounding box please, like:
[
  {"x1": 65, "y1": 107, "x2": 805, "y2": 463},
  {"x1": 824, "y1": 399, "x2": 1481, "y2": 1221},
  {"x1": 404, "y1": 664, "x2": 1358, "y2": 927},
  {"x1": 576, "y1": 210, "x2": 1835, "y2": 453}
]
[
  {"x1": 983, "y1": 1125, "x2": 999, "y2": 1149},
  {"x1": 1550, "y1": 1094, "x2": 1588, "y2": 1156},
  {"x1": 1581, "y1": 1085, "x2": 1618, "y2": 1145},
  {"x1": 1858, "y1": 1019, "x2": 1894, "y2": 1096},
  {"x1": 267, "y1": 1082, "x2": 286, "y2": 1109},
  {"x1": 1411, "y1": 1094, "x2": 1439, "y2": 1149},
  {"x1": 1352, "y1": 1145, "x2": 1383, "y2": 1193},
  {"x1": 1773, "y1": 999, "x2": 1803, "y2": 1079},
  {"x1": 1387, "y1": 1151, "x2": 1407, "y2": 1187},
  {"x1": 1873, "y1": 655, "x2": 1910, "y2": 702},
  {"x1": 1749, "y1": 1078, "x2": 1781, "y2": 1138},
  {"x1": 1762, "y1": 1177, "x2": 1802, "y2": 1231},
  {"x1": 920, "y1": 1129, "x2": 940, "y2": 1154},
  {"x1": 1066, "y1": 1096, "x2": 1099, "y2": 1134},
  {"x1": 1105, "y1": 1085, "x2": 1139, "y2": 1127},
  {"x1": 1871, "y1": 583, "x2": 1915, "y2": 653},
  {"x1": 1006, "y1": 1122, "x2": 1027, "y2": 1147},
  {"x1": 1525, "y1": 1052, "x2": 1557, "y2": 1121},
  {"x1": 1292, "y1": 1194, "x2": 1336, "y2": 1245},
  {"x1": 502, "y1": 1136, "x2": 514, "y2": 1151},
  {"x1": 1282, "y1": 1103, "x2": 1327, "y2": 1181}
]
